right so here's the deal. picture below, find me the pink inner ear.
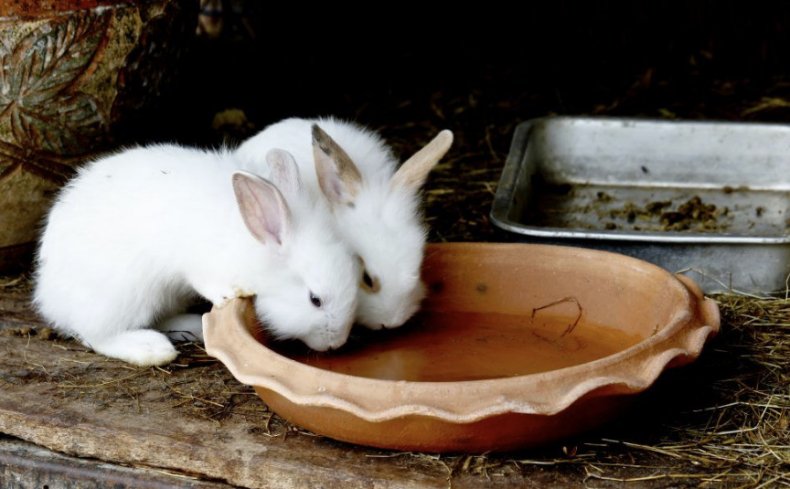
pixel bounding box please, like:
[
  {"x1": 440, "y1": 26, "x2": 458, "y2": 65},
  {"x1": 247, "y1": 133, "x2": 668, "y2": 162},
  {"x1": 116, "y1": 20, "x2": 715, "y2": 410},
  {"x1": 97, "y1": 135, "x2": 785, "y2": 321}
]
[
  {"x1": 315, "y1": 151, "x2": 350, "y2": 205},
  {"x1": 329, "y1": 174, "x2": 347, "y2": 204},
  {"x1": 258, "y1": 196, "x2": 284, "y2": 246},
  {"x1": 312, "y1": 125, "x2": 362, "y2": 206},
  {"x1": 233, "y1": 173, "x2": 288, "y2": 246},
  {"x1": 266, "y1": 149, "x2": 302, "y2": 197}
]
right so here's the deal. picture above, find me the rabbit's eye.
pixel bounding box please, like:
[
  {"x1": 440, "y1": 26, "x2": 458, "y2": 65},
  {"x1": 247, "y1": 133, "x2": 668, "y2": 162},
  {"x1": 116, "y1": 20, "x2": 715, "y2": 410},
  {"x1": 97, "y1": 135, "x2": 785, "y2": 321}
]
[
  {"x1": 362, "y1": 270, "x2": 374, "y2": 288},
  {"x1": 360, "y1": 269, "x2": 381, "y2": 293},
  {"x1": 357, "y1": 256, "x2": 381, "y2": 293},
  {"x1": 309, "y1": 292, "x2": 322, "y2": 308}
]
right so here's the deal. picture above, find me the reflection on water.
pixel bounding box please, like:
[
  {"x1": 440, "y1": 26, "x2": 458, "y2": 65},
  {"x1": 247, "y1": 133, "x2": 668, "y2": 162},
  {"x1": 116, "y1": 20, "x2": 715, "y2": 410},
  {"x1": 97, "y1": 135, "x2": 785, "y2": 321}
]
[{"x1": 272, "y1": 311, "x2": 643, "y2": 382}]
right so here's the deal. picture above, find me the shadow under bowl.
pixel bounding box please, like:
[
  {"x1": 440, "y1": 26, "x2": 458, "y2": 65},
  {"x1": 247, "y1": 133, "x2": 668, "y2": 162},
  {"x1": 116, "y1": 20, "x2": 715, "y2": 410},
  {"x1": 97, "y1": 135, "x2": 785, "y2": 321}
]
[{"x1": 203, "y1": 243, "x2": 720, "y2": 453}]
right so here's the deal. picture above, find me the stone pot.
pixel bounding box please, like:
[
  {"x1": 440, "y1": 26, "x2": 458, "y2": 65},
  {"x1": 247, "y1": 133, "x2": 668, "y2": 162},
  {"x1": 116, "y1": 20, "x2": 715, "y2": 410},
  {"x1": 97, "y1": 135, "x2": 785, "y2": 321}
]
[{"x1": 0, "y1": 0, "x2": 196, "y2": 272}]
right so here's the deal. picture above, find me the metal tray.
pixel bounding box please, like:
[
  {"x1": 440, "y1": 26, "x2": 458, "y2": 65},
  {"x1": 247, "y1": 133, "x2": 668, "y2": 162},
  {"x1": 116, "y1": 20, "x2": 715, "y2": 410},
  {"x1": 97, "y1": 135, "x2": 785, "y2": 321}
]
[{"x1": 491, "y1": 117, "x2": 790, "y2": 294}]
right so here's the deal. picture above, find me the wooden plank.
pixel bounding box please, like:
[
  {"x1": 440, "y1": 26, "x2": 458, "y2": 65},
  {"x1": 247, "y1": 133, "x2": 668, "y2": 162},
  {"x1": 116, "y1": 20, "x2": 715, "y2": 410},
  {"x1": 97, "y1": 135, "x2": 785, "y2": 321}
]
[
  {"x1": 0, "y1": 275, "x2": 694, "y2": 488},
  {"x1": 0, "y1": 334, "x2": 464, "y2": 488},
  {"x1": 0, "y1": 435, "x2": 233, "y2": 489},
  {"x1": 0, "y1": 278, "x2": 539, "y2": 488}
]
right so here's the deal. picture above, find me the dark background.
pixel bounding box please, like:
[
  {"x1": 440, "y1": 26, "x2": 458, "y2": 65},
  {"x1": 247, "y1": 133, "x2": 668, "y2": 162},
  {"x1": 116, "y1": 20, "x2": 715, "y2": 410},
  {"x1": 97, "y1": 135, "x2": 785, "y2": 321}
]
[
  {"x1": 122, "y1": 1, "x2": 790, "y2": 241},
  {"x1": 141, "y1": 1, "x2": 790, "y2": 141}
]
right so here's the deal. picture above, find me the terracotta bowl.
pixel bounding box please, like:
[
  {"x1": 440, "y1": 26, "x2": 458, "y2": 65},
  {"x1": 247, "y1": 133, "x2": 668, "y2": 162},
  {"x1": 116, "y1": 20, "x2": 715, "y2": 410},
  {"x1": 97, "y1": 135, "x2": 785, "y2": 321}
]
[{"x1": 203, "y1": 243, "x2": 720, "y2": 453}]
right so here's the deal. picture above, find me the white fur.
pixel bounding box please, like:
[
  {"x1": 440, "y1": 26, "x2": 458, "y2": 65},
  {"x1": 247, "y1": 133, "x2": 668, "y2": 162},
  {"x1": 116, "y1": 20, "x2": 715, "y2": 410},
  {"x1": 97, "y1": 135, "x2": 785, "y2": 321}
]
[
  {"x1": 236, "y1": 118, "x2": 432, "y2": 329},
  {"x1": 34, "y1": 144, "x2": 358, "y2": 366}
]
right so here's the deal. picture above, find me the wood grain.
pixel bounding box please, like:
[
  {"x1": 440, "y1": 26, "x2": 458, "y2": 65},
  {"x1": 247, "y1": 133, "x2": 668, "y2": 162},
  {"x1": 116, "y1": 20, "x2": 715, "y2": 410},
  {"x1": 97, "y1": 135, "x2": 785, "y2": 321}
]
[{"x1": 0, "y1": 278, "x2": 536, "y2": 488}]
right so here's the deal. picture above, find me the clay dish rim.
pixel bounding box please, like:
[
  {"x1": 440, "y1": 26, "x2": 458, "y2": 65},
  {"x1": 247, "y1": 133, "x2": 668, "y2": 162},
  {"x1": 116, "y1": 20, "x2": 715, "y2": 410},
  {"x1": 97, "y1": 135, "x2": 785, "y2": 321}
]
[{"x1": 203, "y1": 243, "x2": 720, "y2": 424}]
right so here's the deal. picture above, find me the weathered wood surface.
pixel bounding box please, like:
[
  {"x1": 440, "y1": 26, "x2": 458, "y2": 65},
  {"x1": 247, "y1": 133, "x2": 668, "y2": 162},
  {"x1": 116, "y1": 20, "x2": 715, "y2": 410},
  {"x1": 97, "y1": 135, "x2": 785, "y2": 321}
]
[
  {"x1": 2, "y1": 275, "x2": 738, "y2": 489},
  {"x1": 1, "y1": 337, "x2": 450, "y2": 488},
  {"x1": 0, "y1": 435, "x2": 232, "y2": 489},
  {"x1": 1, "y1": 279, "x2": 576, "y2": 489}
]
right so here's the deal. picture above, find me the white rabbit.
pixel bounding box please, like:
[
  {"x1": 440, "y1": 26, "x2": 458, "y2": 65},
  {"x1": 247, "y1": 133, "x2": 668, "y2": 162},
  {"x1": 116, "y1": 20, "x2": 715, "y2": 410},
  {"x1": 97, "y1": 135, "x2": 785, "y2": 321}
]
[
  {"x1": 33, "y1": 145, "x2": 359, "y2": 366},
  {"x1": 235, "y1": 118, "x2": 453, "y2": 330}
]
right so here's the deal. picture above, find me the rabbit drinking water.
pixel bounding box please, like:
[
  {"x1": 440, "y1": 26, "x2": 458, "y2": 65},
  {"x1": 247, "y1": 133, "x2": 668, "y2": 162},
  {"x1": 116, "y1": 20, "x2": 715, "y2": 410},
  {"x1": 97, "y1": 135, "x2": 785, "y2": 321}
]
[
  {"x1": 236, "y1": 118, "x2": 453, "y2": 330},
  {"x1": 34, "y1": 145, "x2": 359, "y2": 366}
]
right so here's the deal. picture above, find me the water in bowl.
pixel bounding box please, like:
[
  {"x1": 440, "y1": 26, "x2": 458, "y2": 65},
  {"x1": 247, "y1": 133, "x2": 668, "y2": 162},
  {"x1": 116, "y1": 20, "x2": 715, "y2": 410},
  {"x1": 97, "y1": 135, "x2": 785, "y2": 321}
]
[{"x1": 275, "y1": 310, "x2": 644, "y2": 382}]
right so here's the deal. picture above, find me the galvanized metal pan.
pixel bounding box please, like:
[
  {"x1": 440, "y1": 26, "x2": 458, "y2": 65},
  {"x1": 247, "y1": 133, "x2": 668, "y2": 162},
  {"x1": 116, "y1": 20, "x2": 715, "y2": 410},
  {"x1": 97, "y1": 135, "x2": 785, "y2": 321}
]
[{"x1": 491, "y1": 117, "x2": 790, "y2": 294}]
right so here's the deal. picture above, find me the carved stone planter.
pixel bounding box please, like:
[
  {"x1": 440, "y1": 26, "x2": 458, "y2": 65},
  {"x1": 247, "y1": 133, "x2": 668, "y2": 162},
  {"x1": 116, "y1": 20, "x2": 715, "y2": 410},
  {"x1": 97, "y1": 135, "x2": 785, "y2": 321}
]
[{"x1": 0, "y1": 0, "x2": 195, "y2": 272}]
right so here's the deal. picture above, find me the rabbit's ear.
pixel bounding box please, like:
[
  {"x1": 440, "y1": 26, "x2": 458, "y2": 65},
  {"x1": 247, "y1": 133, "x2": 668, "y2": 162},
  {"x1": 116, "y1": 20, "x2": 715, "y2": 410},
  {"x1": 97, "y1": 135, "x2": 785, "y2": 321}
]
[
  {"x1": 265, "y1": 148, "x2": 302, "y2": 197},
  {"x1": 312, "y1": 124, "x2": 362, "y2": 206},
  {"x1": 232, "y1": 171, "x2": 291, "y2": 246},
  {"x1": 391, "y1": 130, "x2": 453, "y2": 191}
]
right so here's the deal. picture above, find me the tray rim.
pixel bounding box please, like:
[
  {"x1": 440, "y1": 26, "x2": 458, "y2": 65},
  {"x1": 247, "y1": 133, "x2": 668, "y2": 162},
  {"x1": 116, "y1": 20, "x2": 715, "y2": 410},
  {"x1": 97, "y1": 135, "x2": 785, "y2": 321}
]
[{"x1": 490, "y1": 116, "x2": 790, "y2": 244}]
